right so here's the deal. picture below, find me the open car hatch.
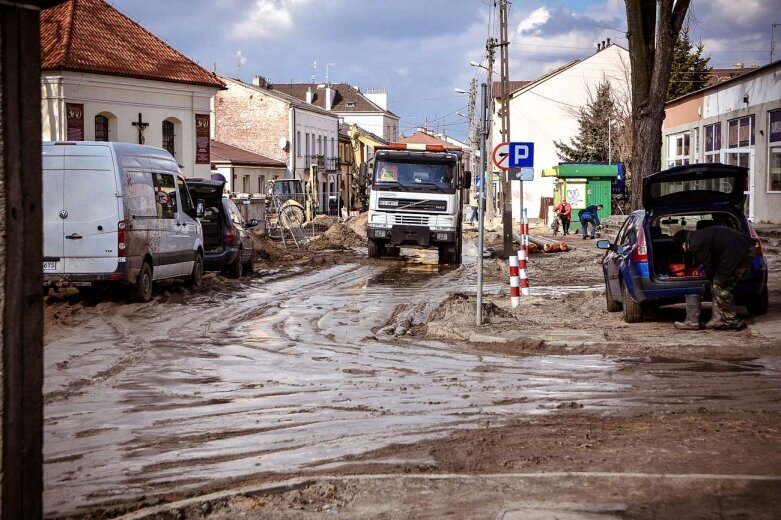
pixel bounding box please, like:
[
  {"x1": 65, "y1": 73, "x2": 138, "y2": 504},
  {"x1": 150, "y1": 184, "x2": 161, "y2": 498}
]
[{"x1": 642, "y1": 163, "x2": 747, "y2": 211}]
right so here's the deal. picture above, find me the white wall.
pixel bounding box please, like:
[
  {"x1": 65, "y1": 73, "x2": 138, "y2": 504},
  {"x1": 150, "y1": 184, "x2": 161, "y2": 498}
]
[
  {"x1": 340, "y1": 113, "x2": 399, "y2": 142},
  {"x1": 41, "y1": 71, "x2": 218, "y2": 179},
  {"x1": 292, "y1": 107, "x2": 339, "y2": 180},
  {"x1": 501, "y1": 45, "x2": 631, "y2": 219}
]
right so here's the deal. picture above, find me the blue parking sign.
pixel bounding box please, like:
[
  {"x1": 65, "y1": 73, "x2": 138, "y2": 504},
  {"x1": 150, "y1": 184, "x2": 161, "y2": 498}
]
[{"x1": 509, "y1": 142, "x2": 534, "y2": 168}]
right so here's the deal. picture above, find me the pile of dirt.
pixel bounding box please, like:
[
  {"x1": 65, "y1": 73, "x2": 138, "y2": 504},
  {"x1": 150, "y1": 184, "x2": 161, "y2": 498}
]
[
  {"x1": 251, "y1": 235, "x2": 305, "y2": 261},
  {"x1": 311, "y1": 215, "x2": 339, "y2": 228},
  {"x1": 308, "y1": 223, "x2": 365, "y2": 251},
  {"x1": 345, "y1": 212, "x2": 368, "y2": 239}
]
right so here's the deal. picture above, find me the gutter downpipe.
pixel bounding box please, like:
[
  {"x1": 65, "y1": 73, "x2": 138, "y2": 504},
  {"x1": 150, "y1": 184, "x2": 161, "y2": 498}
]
[{"x1": 290, "y1": 106, "x2": 297, "y2": 180}]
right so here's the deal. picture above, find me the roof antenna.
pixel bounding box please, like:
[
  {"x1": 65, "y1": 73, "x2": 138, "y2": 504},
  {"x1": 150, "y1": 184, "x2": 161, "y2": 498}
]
[
  {"x1": 235, "y1": 51, "x2": 247, "y2": 78},
  {"x1": 311, "y1": 60, "x2": 318, "y2": 83},
  {"x1": 325, "y1": 62, "x2": 336, "y2": 85}
]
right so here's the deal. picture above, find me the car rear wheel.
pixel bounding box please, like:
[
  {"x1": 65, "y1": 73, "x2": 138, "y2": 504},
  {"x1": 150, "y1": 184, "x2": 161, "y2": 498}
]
[
  {"x1": 622, "y1": 281, "x2": 643, "y2": 323},
  {"x1": 746, "y1": 285, "x2": 768, "y2": 315},
  {"x1": 227, "y1": 248, "x2": 243, "y2": 279},
  {"x1": 605, "y1": 282, "x2": 622, "y2": 312},
  {"x1": 131, "y1": 261, "x2": 153, "y2": 303}
]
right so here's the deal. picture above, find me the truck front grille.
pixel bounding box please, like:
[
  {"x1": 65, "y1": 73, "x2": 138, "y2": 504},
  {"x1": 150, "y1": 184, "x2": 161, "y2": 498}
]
[{"x1": 394, "y1": 215, "x2": 429, "y2": 226}]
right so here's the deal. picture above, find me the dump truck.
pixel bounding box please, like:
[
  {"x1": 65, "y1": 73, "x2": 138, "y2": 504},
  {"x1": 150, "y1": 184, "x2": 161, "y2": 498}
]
[{"x1": 366, "y1": 143, "x2": 470, "y2": 264}]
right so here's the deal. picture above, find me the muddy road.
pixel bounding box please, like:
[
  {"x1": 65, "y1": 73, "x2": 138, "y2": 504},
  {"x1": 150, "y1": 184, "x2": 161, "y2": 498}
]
[{"x1": 43, "y1": 232, "x2": 781, "y2": 518}]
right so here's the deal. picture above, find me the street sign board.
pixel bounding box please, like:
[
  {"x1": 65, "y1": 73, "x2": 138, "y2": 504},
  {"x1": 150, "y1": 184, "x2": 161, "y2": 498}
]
[
  {"x1": 512, "y1": 167, "x2": 534, "y2": 181},
  {"x1": 491, "y1": 142, "x2": 510, "y2": 171},
  {"x1": 508, "y1": 142, "x2": 534, "y2": 168}
]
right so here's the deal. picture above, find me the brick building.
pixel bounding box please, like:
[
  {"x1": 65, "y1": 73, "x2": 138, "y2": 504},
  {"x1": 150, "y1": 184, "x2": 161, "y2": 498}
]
[{"x1": 213, "y1": 76, "x2": 340, "y2": 210}]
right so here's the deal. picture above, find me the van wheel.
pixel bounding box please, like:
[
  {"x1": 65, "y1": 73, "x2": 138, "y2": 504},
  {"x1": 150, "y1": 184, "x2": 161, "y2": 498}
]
[
  {"x1": 622, "y1": 281, "x2": 643, "y2": 323},
  {"x1": 227, "y1": 249, "x2": 243, "y2": 279},
  {"x1": 131, "y1": 262, "x2": 153, "y2": 303},
  {"x1": 605, "y1": 278, "x2": 622, "y2": 312},
  {"x1": 746, "y1": 286, "x2": 768, "y2": 315},
  {"x1": 185, "y1": 254, "x2": 203, "y2": 288},
  {"x1": 243, "y1": 249, "x2": 255, "y2": 274}
]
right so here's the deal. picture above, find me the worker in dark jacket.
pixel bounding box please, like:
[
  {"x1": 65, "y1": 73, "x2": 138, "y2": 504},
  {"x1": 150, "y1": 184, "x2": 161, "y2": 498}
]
[
  {"x1": 578, "y1": 204, "x2": 603, "y2": 239},
  {"x1": 673, "y1": 226, "x2": 755, "y2": 330}
]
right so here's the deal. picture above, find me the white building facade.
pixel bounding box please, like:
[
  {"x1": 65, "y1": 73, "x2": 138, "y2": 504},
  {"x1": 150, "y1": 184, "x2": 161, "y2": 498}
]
[
  {"x1": 662, "y1": 61, "x2": 781, "y2": 224},
  {"x1": 41, "y1": 72, "x2": 219, "y2": 179},
  {"x1": 499, "y1": 44, "x2": 631, "y2": 220}
]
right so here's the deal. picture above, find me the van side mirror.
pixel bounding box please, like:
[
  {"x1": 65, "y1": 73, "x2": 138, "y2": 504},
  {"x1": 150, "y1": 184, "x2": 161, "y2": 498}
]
[
  {"x1": 196, "y1": 199, "x2": 205, "y2": 219},
  {"x1": 247, "y1": 219, "x2": 259, "y2": 228},
  {"x1": 463, "y1": 171, "x2": 472, "y2": 189}
]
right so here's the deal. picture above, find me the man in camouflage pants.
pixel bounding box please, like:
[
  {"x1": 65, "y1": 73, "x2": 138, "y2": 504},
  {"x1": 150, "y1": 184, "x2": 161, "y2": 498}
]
[{"x1": 673, "y1": 227, "x2": 755, "y2": 330}]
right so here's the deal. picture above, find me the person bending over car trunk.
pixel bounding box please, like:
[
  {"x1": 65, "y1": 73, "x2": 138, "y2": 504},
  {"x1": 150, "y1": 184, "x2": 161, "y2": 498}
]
[{"x1": 672, "y1": 227, "x2": 755, "y2": 330}]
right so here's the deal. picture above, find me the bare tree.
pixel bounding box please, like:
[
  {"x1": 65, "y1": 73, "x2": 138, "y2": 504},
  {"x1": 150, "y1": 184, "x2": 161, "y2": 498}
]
[{"x1": 625, "y1": 0, "x2": 691, "y2": 209}]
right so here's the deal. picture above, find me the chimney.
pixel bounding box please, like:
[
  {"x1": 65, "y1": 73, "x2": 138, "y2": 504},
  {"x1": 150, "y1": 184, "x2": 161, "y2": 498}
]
[
  {"x1": 365, "y1": 89, "x2": 388, "y2": 110},
  {"x1": 325, "y1": 85, "x2": 336, "y2": 111},
  {"x1": 596, "y1": 43, "x2": 601, "y2": 52},
  {"x1": 306, "y1": 86, "x2": 314, "y2": 104},
  {"x1": 606, "y1": 38, "x2": 611, "y2": 46},
  {"x1": 252, "y1": 75, "x2": 268, "y2": 88}
]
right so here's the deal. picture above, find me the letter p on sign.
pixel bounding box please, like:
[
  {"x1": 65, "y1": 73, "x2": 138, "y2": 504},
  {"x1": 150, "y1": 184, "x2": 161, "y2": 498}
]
[{"x1": 509, "y1": 142, "x2": 534, "y2": 168}]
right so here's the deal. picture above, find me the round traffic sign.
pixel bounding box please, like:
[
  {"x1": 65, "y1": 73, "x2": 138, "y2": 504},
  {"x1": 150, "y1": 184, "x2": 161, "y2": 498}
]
[{"x1": 492, "y1": 142, "x2": 510, "y2": 171}]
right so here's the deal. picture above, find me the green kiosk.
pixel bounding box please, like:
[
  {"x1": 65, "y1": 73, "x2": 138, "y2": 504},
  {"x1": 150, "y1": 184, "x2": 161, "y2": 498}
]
[{"x1": 544, "y1": 163, "x2": 623, "y2": 224}]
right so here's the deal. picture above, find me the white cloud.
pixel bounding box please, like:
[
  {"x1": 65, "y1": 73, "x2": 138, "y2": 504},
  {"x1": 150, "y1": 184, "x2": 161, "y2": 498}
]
[
  {"x1": 397, "y1": 67, "x2": 410, "y2": 77},
  {"x1": 517, "y1": 7, "x2": 551, "y2": 35},
  {"x1": 232, "y1": 0, "x2": 312, "y2": 40}
]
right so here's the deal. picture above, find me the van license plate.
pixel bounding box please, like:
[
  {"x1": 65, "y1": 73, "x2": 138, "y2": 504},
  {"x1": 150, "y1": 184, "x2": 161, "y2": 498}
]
[{"x1": 43, "y1": 261, "x2": 57, "y2": 271}]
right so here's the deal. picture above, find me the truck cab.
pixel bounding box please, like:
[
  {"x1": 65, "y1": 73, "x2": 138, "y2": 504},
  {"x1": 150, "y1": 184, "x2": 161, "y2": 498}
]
[{"x1": 366, "y1": 143, "x2": 469, "y2": 264}]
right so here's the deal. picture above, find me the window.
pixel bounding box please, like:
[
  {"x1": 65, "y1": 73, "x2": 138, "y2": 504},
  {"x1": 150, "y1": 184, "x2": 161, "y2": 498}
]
[
  {"x1": 227, "y1": 199, "x2": 244, "y2": 226},
  {"x1": 95, "y1": 115, "x2": 109, "y2": 141},
  {"x1": 242, "y1": 175, "x2": 250, "y2": 193},
  {"x1": 769, "y1": 110, "x2": 781, "y2": 193},
  {"x1": 162, "y1": 120, "x2": 175, "y2": 156},
  {"x1": 305, "y1": 132, "x2": 310, "y2": 159},
  {"x1": 704, "y1": 122, "x2": 721, "y2": 163},
  {"x1": 728, "y1": 115, "x2": 755, "y2": 148},
  {"x1": 297, "y1": 131, "x2": 302, "y2": 157},
  {"x1": 258, "y1": 175, "x2": 266, "y2": 193},
  {"x1": 667, "y1": 131, "x2": 690, "y2": 167},
  {"x1": 176, "y1": 176, "x2": 194, "y2": 217},
  {"x1": 152, "y1": 172, "x2": 177, "y2": 219}
]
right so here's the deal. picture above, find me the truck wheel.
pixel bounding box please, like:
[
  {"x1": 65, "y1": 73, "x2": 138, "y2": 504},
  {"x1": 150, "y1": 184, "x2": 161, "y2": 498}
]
[
  {"x1": 185, "y1": 253, "x2": 203, "y2": 288},
  {"x1": 605, "y1": 276, "x2": 621, "y2": 312},
  {"x1": 227, "y1": 249, "x2": 243, "y2": 279},
  {"x1": 453, "y1": 240, "x2": 463, "y2": 265},
  {"x1": 746, "y1": 286, "x2": 768, "y2": 315},
  {"x1": 368, "y1": 238, "x2": 382, "y2": 258},
  {"x1": 438, "y1": 245, "x2": 455, "y2": 265},
  {"x1": 622, "y1": 281, "x2": 643, "y2": 323},
  {"x1": 131, "y1": 262, "x2": 153, "y2": 303},
  {"x1": 386, "y1": 245, "x2": 401, "y2": 257}
]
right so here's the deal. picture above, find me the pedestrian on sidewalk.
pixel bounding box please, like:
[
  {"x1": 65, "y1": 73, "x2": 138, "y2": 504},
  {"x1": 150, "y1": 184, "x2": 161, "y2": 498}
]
[
  {"x1": 672, "y1": 227, "x2": 755, "y2": 330},
  {"x1": 578, "y1": 204, "x2": 603, "y2": 240},
  {"x1": 554, "y1": 198, "x2": 572, "y2": 235}
]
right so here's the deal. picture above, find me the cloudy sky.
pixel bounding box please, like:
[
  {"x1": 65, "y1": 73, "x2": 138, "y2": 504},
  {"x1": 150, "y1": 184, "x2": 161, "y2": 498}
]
[{"x1": 111, "y1": 0, "x2": 776, "y2": 141}]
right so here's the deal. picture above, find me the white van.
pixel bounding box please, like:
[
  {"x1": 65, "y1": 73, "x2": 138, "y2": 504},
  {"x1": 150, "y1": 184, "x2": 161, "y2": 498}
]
[{"x1": 43, "y1": 141, "x2": 204, "y2": 302}]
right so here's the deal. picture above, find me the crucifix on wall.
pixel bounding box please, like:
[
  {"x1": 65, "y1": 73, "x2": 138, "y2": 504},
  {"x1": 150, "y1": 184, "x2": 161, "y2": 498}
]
[{"x1": 132, "y1": 112, "x2": 149, "y2": 145}]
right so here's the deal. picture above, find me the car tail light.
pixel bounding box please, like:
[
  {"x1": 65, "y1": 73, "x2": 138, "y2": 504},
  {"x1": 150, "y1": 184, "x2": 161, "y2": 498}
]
[
  {"x1": 224, "y1": 225, "x2": 237, "y2": 246},
  {"x1": 117, "y1": 221, "x2": 126, "y2": 257},
  {"x1": 632, "y1": 225, "x2": 648, "y2": 263},
  {"x1": 754, "y1": 236, "x2": 763, "y2": 256}
]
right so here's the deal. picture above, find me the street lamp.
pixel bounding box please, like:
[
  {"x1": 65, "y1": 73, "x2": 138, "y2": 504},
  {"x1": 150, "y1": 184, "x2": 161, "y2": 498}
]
[{"x1": 454, "y1": 88, "x2": 468, "y2": 94}]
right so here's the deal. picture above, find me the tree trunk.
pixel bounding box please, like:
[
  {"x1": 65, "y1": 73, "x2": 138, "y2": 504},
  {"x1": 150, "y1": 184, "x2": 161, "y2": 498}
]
[{"x1": 625, "y1": 0, "x2": 691, "y2": 210}]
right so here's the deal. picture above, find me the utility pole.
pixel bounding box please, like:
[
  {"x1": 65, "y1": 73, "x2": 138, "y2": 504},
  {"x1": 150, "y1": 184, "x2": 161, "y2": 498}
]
[
  {"x1": 499, "y1": 0, "x2": 513, "y2": 256},
  {"x1": 468, "y1": 78, "x2": 478, "y2": 175},
  {"x1": 477, "y1": 82, "x2": 489, "y2": 326},
  {"x1": 485, "y1": 37, "x2": 497, "y2": 229}
]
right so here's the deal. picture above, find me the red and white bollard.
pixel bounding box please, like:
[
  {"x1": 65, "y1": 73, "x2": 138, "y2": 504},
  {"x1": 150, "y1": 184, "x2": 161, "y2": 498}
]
[
  {"x1": 509, "y1": 255, "x2": 520, "y2": 307},
  {"x1": 518, "y1": 216, "x2": 530, "y2": 296}
]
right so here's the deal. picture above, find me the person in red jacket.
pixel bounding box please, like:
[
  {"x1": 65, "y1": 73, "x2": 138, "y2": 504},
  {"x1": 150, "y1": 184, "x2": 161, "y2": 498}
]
[{"x1": 553, "y1": 198, "x2": 572, "y2": 235}]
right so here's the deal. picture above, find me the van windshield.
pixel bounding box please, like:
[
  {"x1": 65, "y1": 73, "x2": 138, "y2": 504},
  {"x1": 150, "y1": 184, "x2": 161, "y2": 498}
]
[{"x1": 374, "y1": 160, "x2": 456, "y2": 193}]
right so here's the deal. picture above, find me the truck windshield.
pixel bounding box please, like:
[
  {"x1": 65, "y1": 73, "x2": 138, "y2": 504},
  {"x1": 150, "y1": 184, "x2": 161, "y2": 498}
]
[{"x1": 374, "y1": 160, "x2": 456, "y2": 192}]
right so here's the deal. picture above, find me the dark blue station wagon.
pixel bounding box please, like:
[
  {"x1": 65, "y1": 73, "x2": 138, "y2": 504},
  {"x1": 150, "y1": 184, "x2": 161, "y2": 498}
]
[{"x1": 597, "y1": 164, "x2": 768, "y2": 323}]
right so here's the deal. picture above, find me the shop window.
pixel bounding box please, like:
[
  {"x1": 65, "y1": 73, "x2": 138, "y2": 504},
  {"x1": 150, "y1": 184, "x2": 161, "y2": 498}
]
[
  {"x1": 769, "y1": 110, "x2": 781, "y2": 192},
  {"x1": 704, "y1": 122, "x2": 721, "y2": 163},
  {"x1": 667, "y1": 131, "x2": 690, "y2": 167}
]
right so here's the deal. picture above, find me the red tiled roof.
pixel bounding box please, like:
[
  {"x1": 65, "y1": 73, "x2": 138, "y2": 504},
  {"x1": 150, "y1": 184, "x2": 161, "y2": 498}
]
[
  {"x1": 398, "y1": 132, "x2": 461, "y2": 150},
  {"x1": 706, "y1": 67, "x2": 758, "y2": 87},
  {"x1": 270, "y1": 83, "x2": 398, "y2": 117},
  {"x1": 40, "y1": 0, "x2": 224, "y2": 89},
  {"x1": 210, "y1": 140, "x2": 286, "y2": 168},
  {"x1": 491, "y1": 80, "x2": 531, "y2": 98}
]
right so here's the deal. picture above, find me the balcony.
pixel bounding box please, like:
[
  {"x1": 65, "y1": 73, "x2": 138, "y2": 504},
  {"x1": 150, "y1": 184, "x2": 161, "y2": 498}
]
[{"x1": 305, "y1": 155, "x2": 339, "y2": 172}]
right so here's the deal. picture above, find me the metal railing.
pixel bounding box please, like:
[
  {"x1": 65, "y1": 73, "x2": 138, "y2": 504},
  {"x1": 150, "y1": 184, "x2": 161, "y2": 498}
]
[{"x1": 304, "y1": 155, "x2": 339, "y2": 172}]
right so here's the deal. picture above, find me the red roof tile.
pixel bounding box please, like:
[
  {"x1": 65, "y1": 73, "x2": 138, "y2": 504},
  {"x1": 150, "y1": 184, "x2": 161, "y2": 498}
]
[
  {"x1": 40, "y1": 0, "x2": 224, "y2": 89},
  {"x1": 210, "y1": 140, "x2": 286, "y2": 168}
]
